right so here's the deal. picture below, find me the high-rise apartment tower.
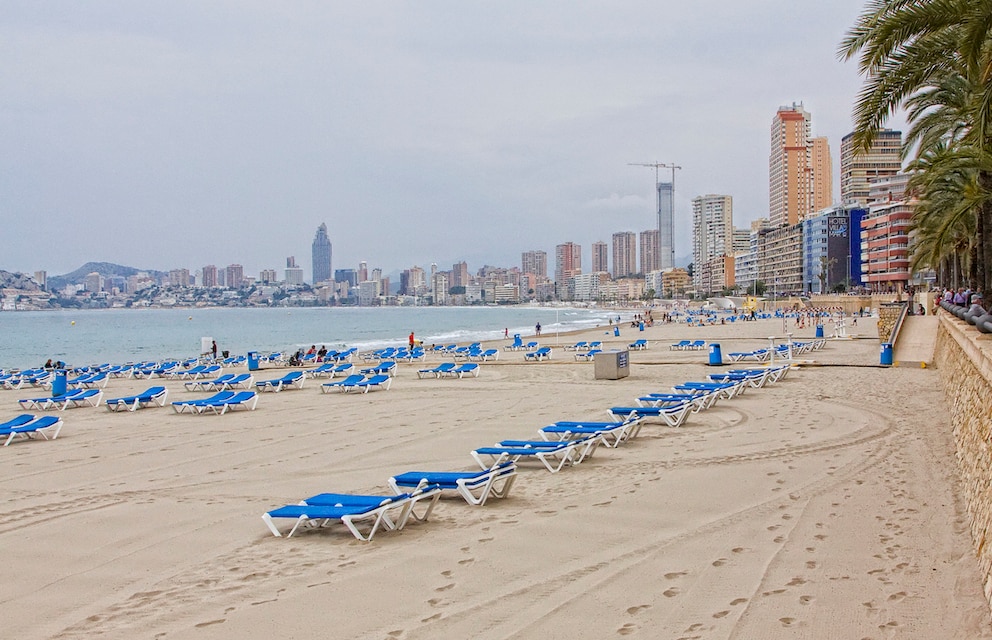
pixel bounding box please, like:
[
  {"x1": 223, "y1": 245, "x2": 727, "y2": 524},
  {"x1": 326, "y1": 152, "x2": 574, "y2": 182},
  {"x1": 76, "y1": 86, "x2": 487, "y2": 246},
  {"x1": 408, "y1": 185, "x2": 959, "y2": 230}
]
[
  {"x1": 640, "y1": 229, "x2": 660, "y2": 274},
  {"x1": 769, "y1": 103, "x2": 832, "y2": 226},
  {"x1": 612, "y1": 232, "x2": 637, "y2": 278},
  {"x1": 692, "y1": 194, "x2": 734, "y2": 291},
  {"x1": 591, "y1": 241, "x2": 609, "y2": 274},
  {"x1": 521, "y1": 250, "x2": 548, "y2": 278},
  {"x1": 840, "y1": 129, "x2": 902, "y2": 208},
  {"x1": 554, "y1": 242, "x2": 582, "y2": 284},
  {"x1": 311, "y1": 223, "x2": 332, "y2": 284}
]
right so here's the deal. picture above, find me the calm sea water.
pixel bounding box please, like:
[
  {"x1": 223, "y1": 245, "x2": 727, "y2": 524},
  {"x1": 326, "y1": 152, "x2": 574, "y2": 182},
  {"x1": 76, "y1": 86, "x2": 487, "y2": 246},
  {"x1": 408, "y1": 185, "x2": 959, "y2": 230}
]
[{"x1": 0, "y1": 306, "x2": 626, "y2": 369}]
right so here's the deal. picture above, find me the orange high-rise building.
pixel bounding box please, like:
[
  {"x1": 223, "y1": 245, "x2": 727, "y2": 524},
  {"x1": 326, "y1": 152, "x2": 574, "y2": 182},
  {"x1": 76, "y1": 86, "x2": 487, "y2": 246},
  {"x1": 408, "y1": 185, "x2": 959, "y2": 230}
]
[{"x1": 769, "y1": 103, "x2": 832, "y2": 226}]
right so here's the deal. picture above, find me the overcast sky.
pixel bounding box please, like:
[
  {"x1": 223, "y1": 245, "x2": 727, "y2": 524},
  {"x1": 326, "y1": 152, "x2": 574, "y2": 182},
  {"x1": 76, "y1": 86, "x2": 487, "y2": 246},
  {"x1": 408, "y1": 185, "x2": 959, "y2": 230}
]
[{"x1": 0, "y1": 1, "x2": 900, "y2": 280}]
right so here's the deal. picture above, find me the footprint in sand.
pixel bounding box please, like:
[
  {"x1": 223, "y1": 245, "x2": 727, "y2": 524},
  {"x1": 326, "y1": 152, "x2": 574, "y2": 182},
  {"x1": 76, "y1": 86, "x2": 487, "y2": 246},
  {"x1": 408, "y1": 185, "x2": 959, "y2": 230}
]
[
  {"x1": 731, "y1": 547, "x2": 748, "y2": 554},
  {"x1": 626, "y1": 605, "x2": 651, "y2": 615},
  {"x1": 712, "y1": 610, "x2": 730, "y2": 619},
  {"x1": 779, "y1": 617, "x2": 796, "y2": 627},
  {"x1": 888, "y1": 591, "x2": 907, "y2": 602},
  {"x1": 664, "y1": 572, "x2": 687, "y2": 580},
  {"x1": 787, "y1": 577, "x2": 807, "y2": 586},
  {"x1": 663, "y1": 588, "x2": 680, "y2": 598},
  {"x1": 712, "y1": 558, "x2": 728, "y2": 567},
  {"x1": 773, "y1": 536, "x2": 785, "y2": 543},
  {"x1": 799, "y1": 595, "x2": 814, "y2": 605},
  {"x1": 421, "y1": 613, "x2": 442, "y2": 623},
  {"x1": 617, "y1": 622, "x2": 637, "y2": 635},
  {"x1": 194, "y1": 619, "x2": 225, "y2": 628},
  {"x1": 435, "y1": 583, "x2": 455, "y2": 592},
  {"x1": 806, "y1": 561, "x2": 817, "y2": 569},
  {"x1": 730, "y1": 598, "x2": 748, "y2": 606}
]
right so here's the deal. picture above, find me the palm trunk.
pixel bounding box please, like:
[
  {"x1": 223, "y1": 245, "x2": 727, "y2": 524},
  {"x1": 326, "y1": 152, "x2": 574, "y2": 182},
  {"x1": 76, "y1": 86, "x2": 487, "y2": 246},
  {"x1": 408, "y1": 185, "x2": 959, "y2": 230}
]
[{"x1": 979, "y1": 171, "x2": 992, "y2": 294}]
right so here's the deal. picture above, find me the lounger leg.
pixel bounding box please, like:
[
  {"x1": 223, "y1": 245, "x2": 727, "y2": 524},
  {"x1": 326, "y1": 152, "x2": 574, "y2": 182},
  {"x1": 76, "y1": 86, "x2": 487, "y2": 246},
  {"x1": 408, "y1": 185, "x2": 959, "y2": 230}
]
[{"x1": 261, "y1": 513, "x2": 284, "y2": 537}]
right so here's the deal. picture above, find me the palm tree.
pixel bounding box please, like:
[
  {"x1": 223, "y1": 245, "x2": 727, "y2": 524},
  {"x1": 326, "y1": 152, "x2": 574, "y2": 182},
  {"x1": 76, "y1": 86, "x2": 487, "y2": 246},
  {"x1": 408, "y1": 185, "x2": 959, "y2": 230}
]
[
  {"x1": 840, "y1": 0, "x2": 992, "y2": 293},
  {"x1": 817, "y1": 256, "x2": 838, "y2": 294}
]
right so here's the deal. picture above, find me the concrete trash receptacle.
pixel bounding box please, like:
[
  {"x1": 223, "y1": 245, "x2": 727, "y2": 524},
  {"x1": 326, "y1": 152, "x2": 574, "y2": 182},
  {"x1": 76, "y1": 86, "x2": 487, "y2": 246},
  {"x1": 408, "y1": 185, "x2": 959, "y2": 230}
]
[
  {"x1": 594, "y1": 350, "x2": 629, "y2": 380},
  {"x1": 247, "y1": 351, "x2": 260, "y2": 371}
]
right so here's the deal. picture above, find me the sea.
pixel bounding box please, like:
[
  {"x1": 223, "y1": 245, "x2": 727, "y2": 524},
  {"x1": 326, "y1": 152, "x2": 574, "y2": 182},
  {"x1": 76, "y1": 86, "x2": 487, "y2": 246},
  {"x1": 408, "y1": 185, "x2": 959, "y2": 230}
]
[{"x1": 0, "y1": 305, "x2": 629, "y2": 370}]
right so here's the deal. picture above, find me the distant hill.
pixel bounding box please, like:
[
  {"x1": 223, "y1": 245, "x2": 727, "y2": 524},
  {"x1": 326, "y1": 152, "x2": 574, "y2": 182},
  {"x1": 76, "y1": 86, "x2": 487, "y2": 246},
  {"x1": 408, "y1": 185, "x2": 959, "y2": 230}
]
[
  {"x1": 47, "y1": 262, "x2": 167, "y2": 292},
  {"x1": 0, "y1": 270, "x2": 42, "y2": 291}
]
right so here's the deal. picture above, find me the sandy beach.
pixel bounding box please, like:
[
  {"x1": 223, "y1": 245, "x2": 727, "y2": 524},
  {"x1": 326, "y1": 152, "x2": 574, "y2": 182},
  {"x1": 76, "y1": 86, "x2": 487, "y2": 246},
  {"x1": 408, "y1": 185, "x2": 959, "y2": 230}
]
[{"x1": 2, "y1": 314, "x2": 990, "y2": 639}]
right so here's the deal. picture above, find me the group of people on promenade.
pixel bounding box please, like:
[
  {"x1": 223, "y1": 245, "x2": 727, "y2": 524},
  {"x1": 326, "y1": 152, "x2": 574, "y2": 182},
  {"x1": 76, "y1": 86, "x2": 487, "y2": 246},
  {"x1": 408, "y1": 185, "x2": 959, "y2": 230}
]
[{"x1": 934, "y1": 287, "x2": 985, "y2": 314}]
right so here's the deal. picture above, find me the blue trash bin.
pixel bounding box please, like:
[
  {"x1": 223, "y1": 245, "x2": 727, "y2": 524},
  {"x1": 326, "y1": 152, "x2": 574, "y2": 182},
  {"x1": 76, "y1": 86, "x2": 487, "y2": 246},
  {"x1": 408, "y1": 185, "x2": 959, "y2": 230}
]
[
  {"x1": 613, "y1": 326, "x2": 620, "y2": 337},
  {"x1": 815, "y1": 325, "x2": 824, "y2": 338},
  {"x1": 639, "y1": 322, "x2": 645, "y2": 331},
  {"x1": 51, "y1": 370, "x2": 67, "y2": 397},
  {"x1": 247, "y1": 351, "x2": 260, "y2": 372},
  {"x1": 880, "y1": 343, "x2": 893, "y2": 366},
  {"x1": 708, "y1": 343, "x2": 723, "y2": 366}
]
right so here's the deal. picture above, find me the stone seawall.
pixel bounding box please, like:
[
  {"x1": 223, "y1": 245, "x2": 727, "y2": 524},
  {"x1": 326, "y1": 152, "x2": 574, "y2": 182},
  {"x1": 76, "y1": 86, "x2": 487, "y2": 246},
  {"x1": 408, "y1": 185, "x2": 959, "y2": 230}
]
[{"x1": 934, "y1": 313, "x2": 992, "y2": 604}]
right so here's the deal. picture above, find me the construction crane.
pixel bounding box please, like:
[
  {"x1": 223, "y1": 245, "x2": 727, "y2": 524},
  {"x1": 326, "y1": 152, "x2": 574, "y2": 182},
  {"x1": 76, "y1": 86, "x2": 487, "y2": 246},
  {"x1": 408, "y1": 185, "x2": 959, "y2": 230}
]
[{"x1": 628, "y1": 162, "x2": 681, "y2": 269}]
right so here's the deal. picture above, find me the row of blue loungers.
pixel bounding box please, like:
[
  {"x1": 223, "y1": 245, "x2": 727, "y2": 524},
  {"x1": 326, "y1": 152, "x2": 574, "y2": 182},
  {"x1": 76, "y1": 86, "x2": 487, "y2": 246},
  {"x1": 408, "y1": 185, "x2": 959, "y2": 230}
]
[{"x1": 261, "y1": 363, "x2": 794, "y2": 541}]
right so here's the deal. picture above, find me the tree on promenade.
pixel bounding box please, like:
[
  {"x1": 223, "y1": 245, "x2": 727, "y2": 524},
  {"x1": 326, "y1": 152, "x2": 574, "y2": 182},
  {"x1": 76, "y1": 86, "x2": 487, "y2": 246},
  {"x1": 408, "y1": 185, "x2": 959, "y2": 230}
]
[{"x1": 840, "y1": 0, "x2": 992, "y2": 293}]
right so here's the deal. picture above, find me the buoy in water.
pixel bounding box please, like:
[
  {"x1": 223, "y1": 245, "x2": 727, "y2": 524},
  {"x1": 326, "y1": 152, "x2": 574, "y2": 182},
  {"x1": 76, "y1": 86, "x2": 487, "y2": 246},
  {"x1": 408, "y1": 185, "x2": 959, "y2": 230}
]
[{"x1": 71, "y1": 321, "x2": 75, "y2": 326}]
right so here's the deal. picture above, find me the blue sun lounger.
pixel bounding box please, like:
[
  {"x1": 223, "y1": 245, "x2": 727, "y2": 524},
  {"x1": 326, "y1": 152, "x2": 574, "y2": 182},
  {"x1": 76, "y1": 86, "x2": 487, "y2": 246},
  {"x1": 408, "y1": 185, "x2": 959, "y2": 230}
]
[
  {"x1": 574, "y1": 349, "x2": 602, "y2": 362},
  {"x1": 440, "y1": 363, "x2": 480, "y2": 378},
  {"x1": 636, "y1": 392, "x2": 714, "y2": 412},
  {"x1": 304, "y1": 363, "x2": 338, "y2": 378},
  {"x1": 67, "y1": 371, "x2": 109, "y2": 389},
  {"x1": 538, "y1": 417, "x2": 643, "y2": 448},
  {"x1": 171, "y1": 391, "x2": 236, "y2": 414},
  {"x1": 19, "y1": 388, "x2": 103, "y2": 411},
  {"x1": 255, "y1": 371, "x2": 305, "y2": 392},
  {"x1": 389, "y1": 461, "x2": 517, "y2": 506},
  {"x1": 417, "y1": 362, "x2": 456, "y2": 379},
  {"x1": 608, "y1": 402, "x2": 694, "y2": 427},
  {"x1": 524, "y1": 347, "x2": 552, "y2": 361},
  {"x1": 1, "y1": 415, "x2": 64, "y2": 446},
  {"x1": 471, "y1": 436, "x2": 600, "y2": 473},
  {"x1": 105, "y1": 386, "x2": 169, "y2": 412},
  {"x1": 184, "y1": 373, "x2": 235, "y2": 391},
  {"x1": 321, "y1": 374, "x2": 365, "y2": 393},
  {"x1": 262, "y1": 484, "x2": 442, "y2": 540},
  {"x1": 351, "y1": 374, "x2": 392, "y2": 393},
  {"x1": 199, "y1": 391, "x2": 258, "y2": 414},
  {"x1": 360, "y1": 361, "x2": 397, "y2": 377}
]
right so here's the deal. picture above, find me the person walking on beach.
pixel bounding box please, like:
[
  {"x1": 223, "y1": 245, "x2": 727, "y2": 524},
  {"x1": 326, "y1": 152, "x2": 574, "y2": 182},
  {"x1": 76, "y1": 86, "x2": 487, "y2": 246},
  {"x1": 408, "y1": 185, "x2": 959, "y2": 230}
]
[
  {"x1": 211, "y1": 340, "x2": 218, "y2": 360},
  {"x1": 535, "y1": 322, "x2": 541, "y2": 337},
  {"x1": 409, "y1": 331, "x2": 416, "y2": 350},
  {"x1": 504, "y1": 328, "x2": 509, "y2": 339}
]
